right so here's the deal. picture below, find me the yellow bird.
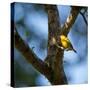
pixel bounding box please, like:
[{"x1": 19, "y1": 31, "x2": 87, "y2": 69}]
[{"x1": 60, "y1": 35, "x2": 77, "y2": 53}]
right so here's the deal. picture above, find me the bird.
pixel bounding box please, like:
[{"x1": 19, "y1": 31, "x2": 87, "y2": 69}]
[{"x1": 59, "y1": 35, "x2": 77, "y2": 53}]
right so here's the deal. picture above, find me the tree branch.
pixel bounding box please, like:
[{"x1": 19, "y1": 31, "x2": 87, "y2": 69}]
[
  {"x1": 44, "y1": 5, "x2": 68, "y2": 85},
  {"x1": 61, "y1": 6, "x2": 82, "y2": 36},
  {"x1": 44, "y1": 5, "x2": 61, "y2": 55},
  {"x1": 14, "y1": 29, "x2": 54, "y2": 83}
]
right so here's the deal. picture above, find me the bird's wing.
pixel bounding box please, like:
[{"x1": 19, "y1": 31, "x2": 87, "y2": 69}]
[
  {"x1": 61, "y1": 40, "x2": 68, "y2": 48},
  {"x1": 65, "y1": 38, "x2": 70, "y2": 43}
]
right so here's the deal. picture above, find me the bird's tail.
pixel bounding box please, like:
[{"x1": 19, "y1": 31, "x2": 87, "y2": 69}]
[
  {"x1": 73, "y1": 48, "x2": 77, "y2": 53},
  {"x1": 68, "y1": 46, "x2": 77, "y2": 53},
  {"x1": 70, "y1": 45, "x2": 77, "y2": 53}
]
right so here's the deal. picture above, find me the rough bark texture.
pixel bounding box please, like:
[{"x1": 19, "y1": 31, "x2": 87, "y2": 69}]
[{"x1": 44, "y1": 5, "x2": 67, "y2": 84}]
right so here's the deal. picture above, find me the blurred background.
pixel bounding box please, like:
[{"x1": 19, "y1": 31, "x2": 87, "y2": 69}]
[{"x1": 12, "y1": 2, "x2": 88, "y2": 87}]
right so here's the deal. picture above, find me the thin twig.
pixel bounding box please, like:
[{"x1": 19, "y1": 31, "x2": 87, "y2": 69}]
[{"x1": 80, "y1": 11, "x2": 88, "y2": 25}]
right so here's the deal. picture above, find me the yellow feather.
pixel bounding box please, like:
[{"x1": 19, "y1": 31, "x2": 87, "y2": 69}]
[
  {"x1": 61, "y1": 40, "x2": 68, "y2": 49},
  {"x1": 60, "y1": 35, "x2": 77, "y2": 53},
  {"x1": 60, "y1": 35, "x2": 70, "y2": 42},
  {"x1": 60, "y1": 35, "x2": 70, "y2": 49}
]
